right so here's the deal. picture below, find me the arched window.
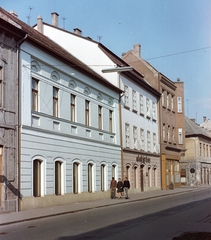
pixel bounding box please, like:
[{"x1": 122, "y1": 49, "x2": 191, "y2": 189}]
[
  {"x1": 134, "y1": 166, "x2": 138, "y2": 188},
  {"x1": 73, "y1": 162, "x2": 79, "y2": 194},
  {"x1": 88, "y1": 163, "x2": 93, "y2": 193},
  {"x1": 33, "y1": 159, "x2": 42, "y2": 197},
  {"x1": 112, "y1": 164, "x2": 116, "y2": 179},
  {"x1": 101, "y1": 164, "x2": 106, "y2": 191},
  {"x1": 55, "y1": 161, "x2": 62, "y2": 195},
  {"x1": 126, "y1": 165, "x2": 130, "y2": 179}
]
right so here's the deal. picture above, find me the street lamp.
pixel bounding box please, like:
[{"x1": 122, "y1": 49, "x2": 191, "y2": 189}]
[{"x1": 101, "y1": 66, "x2": 133, "y2": 73}]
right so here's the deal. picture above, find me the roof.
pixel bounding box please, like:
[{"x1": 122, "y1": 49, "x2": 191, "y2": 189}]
[
  {"x1": 35, "y1": 20, "x2": 160, "y2": 97},
  {"x1": 98, "y1": 44, "x2": 161, "y2": 97},
  {"x1": 0, "y1": 7, "x2": 122, "y2": 93},
  {"x1": 185, "y1": 116, "x2": 211, "y2": 140}
]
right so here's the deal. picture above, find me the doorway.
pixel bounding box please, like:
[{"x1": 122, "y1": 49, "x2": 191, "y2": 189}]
[{"x1": 140, "y1": 165, "x2": 144, "y2": 192}]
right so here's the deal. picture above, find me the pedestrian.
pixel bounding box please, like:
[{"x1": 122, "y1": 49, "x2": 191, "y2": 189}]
[
  {"x1": 116, "y1": 178, "x2": 124, "y2": 199},
  {"x1": 123, "y1": 177, "x2": 130, "y2": 199},
  {"x1": 110, "y1": 177, "x2": 117, "y2": 199}
]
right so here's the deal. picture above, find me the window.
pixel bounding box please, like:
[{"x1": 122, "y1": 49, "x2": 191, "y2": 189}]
[
  {"x1": 33, "y1": 160, "x2": 42, "y2": 197},
  {"x1": 88, "y1": 163, "x2": 93, "y2": 193},
  {"x1": 132, "y1": 90, "x2": 137, "y2": 111},
  {"x1": 147, "y1": 131, "x2": 151, "y2": 152},
  {"x1": 133, "y1": 126, "x2": 137, "y2": 149},
  {"x1": 101, "y1": 164, "x2": 106, "y2": 191},
  {"x1": 152, "y1": 102, "x2": 156, "y2": 120},
  {"x1": 124, "y1": 85, "x2": 129, "y2": 107},
  {"x1": 70, "y1": 94, "x2": 76, "y2": 122},
  {"x1": 146, "y1": 98, "x2": 150, "y2": 118},
  {"x1": 53, "y1": 87, "x2": 59, "y2": 117},
  {"x1": 134, "y1": 166, "x2": 137, "y2": 188},
  {"x1": 162, "y1": 90, "x2": 165, "y2": 107},
  {"x1": 172, "y1": 127, "x2": 175, "y2": 142},
  {"x1": 178, "y1": 128, "x2": 183, "y2": 144},
  {"x1": 139, "y1": 94, "x2": 144, "y2": 115},
  {"x1": 171, "y1": 96, "x2": 174, "y2": 111},
  {"x1": 177, "y1": 97, "x2": 182, "y2": 113},
  {"x1": 55, "y1": 161, "x2": 62, "y2": 195},
  {"x1": 153, "y1": 133, "x2": 156, "y2": 153},
  {"x1": 98, "y1": 105, "x2": 102, "y2": 130},
  {"x1": 112, "y1": 165, "x2": 116, "y2": 179},
  {"x1": 167, "y1": 126, "x2": 171, "y2": 142},
  {"x1": 200, "y1": 143, "x2": 202, "y2": 156},
  {"x1": 167, "y1": 93, "x2": 169, "y2": 109},
  {"x1": 140, "y1": 128, "x2": 144, "y2": 150},
  {"x1": 163, "y1": 124, "x2": 166, "y2": 141},
  {"x1": 73, "y1": 162, "x2": 79, "y2": 194},
  {"x1": 125, "y1": 123, "x2": 130, "y2": 148},
  {"x1": 126, "y1": 165, "x2": 130, "y2": 179},
  {"x1": 210, "y1": 145, "x2": 211, "y2": 158},
  {"x1": 109, "y1": 110, "x2": 113, "y2": 132},
  {"x1": 0, "y1": 67, "x2": 2, "y2": 107},
  {"x1": 85, "y1": 100, "x2": 90, "y2": 126},
  {"x1": 32, "y1": 78, "x2": 38, "y2": 111}
]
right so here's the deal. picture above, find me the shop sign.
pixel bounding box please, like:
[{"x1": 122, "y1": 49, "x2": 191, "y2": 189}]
[{"x1": 136, "y1": 155, "x2": 150, "y2": 164}]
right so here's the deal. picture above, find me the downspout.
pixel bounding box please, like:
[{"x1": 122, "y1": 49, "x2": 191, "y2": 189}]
[
  {"x1": 118, "y1": 73, "x2": 124, "y2": 180},
  {"x1": 17, "y1": 33, "x2": 28, "y2": 211}
]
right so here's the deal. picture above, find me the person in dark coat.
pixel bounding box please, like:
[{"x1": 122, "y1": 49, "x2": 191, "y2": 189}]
[
  {"x1": 123, "y1": 177, "x2": 130, "y2": 199},
  {"x1": 110, "y1": 177, "x2": 117, "y2": 199},
  {"x1": 116, "y1": 178, "x2": 124, "y2": 199}
]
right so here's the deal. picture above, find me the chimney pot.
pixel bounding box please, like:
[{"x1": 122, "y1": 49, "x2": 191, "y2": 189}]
[
  {"x1": 10, "y1": 10, "x2": 18, "y2": 17},
  {"x1": 133, "y1": 44, "x2": 141, "y2": 58},
  {"x1": 37, "y1": 15, "x2": 43, "y2": 33},
  {"x1": 74, "y1": 28, "x2": 82, "y2": 36},
  {"x1": 51, "y1": 12, "x2": 59, "y2": 27},
  {"x1": 203, "y1": 116, "x2": 207, "y2": 122}
]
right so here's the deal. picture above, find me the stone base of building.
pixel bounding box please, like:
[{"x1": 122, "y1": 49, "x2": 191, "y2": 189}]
[{"x1": 19, "y1": 191, "x2": 110, "y2": 211}]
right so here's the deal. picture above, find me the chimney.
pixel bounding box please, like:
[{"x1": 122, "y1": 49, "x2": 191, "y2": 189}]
[
  {"x1": 10, "y1": 10, "x2": 18, "y2": 17},
  {"x1": 133, "y1": 44, "x2": 141, "y2": 58},
  {"x1": 51, "y1": 12, "x2": 59, "y2": 27},
  {"x1": 203, "y1": 116, "x2": 207, "y2": 122},
  {"x1": 190, "y1": 119, "x2": 195, "y2": 123},
  {"x1": 74, "y1": 28, "x2": 82, "y2": 36},
  {"x1": 37, "y1": 16, "x2": 43, "y2": 33}
]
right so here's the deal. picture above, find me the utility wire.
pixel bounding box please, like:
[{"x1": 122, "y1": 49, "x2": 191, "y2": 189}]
[{"x1": 146, "y1": 46, "x2": 211, "y2": 60}]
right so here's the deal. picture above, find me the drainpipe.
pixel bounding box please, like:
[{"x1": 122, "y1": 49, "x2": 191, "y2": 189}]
[
  {"x1": 17, "y1": 33, "x2": 28, "y2": 211},
  {"x1": 118, "y1": 73, "x2": 124, "y2": 180}
]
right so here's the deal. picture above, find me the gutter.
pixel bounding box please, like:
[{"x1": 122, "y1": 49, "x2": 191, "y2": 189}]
[{"x1": 17, "y1": 33, "x2": 28, "y2": 212}]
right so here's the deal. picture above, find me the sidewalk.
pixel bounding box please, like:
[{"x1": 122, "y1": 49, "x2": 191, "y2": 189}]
[{"x1": 0, "y1": 186, "x2": 206, "y2": 226}]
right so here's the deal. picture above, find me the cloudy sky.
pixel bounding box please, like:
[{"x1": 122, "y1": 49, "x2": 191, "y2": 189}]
[{"x1": 2, "y1": 0, "x2": 211, "y2": 123}]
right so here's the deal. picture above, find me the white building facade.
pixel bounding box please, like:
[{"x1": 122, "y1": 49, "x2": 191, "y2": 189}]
[
  {"x1": 19, "y1": 44, "x2": 121, "y2": 210},
  {"x1": 36, "y1": 12, "x2": 161, "y2": 192}
]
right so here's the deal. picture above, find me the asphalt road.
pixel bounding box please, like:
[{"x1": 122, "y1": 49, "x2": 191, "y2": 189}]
[{"x1": 0, "y1": 188, "x2": 211, "y2": 240}]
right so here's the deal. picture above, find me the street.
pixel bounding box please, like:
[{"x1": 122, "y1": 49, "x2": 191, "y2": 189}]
[{"x1": 0, "y1": 188, "x2": 211, "y2": 240}]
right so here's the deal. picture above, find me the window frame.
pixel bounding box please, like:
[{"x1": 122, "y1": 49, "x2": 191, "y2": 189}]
[
  {"x1": 32, "y1": 78, "x2": 39, "y2": 111},
  {"x1": 53, "y1": 87, "x2": 59, "y2": 117}
]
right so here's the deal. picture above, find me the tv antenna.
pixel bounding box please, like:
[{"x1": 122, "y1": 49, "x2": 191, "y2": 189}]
[
  {"x1": 62, "y1": 17, "x2": 66, "y2": 29},
  {"x1": 27, "y1": 6, "x2": 33, "y2": 25},
  {"x1": 97, "y1": 35, "x2": 102, "y2": 42}
]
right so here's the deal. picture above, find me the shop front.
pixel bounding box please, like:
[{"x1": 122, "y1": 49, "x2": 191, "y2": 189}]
[{"x1": 123, "y1": 150, "x2": 161, "y2": 193}]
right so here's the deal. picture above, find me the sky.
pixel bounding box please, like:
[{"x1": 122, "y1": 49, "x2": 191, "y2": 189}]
[{"x1": 2, "y1": 0, "x2": 211, "y2": 124}]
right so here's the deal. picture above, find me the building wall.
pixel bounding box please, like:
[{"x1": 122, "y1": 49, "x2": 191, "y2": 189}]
[
  {"x1": 120, "y1": 75, "x2": 160, "y2": 191},
  {"x1": 181, "y1": 136, "x2": 211, "y2": 186},
  {"x1": 19, "y1": 42, "x2": 121, "y2": 210},
  {"x1": 0, "y1": 24, "x2": 23, "y2": 212}
]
